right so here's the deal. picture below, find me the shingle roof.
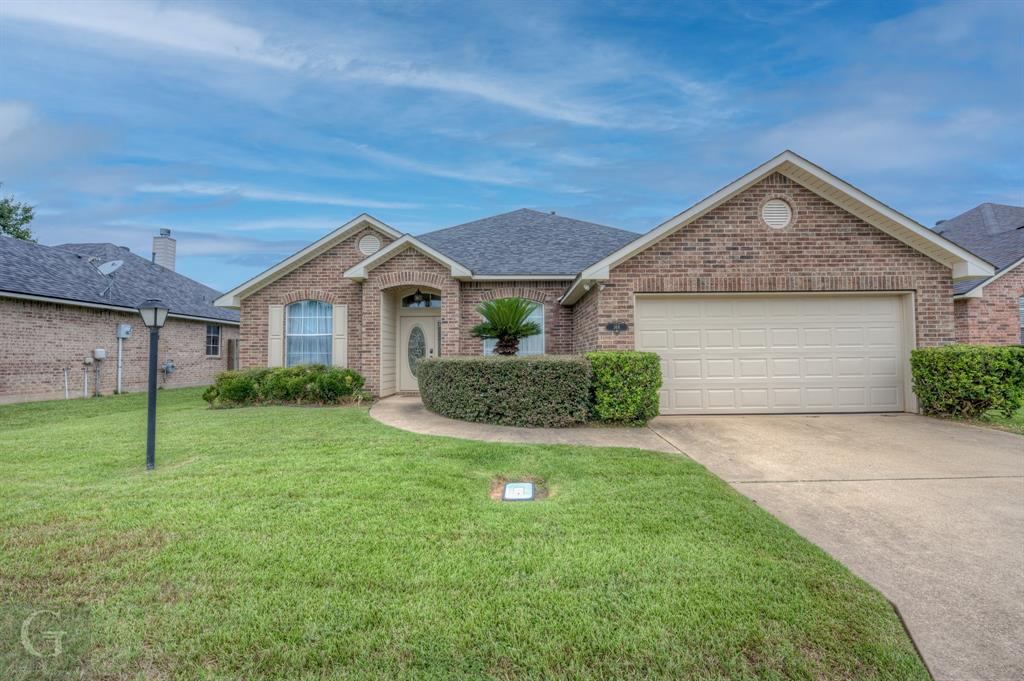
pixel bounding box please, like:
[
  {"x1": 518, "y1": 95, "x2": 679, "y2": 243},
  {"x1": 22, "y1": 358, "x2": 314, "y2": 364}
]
[
  {"x1": 0, "y1": 236, "x2": 238, "y2": 323},
  {"x1": 416, "y1": 208, "x2": 641, "y2": 277},
  {"x1": 932, "y1": 203, "x2": 1024, "y2": 294}
]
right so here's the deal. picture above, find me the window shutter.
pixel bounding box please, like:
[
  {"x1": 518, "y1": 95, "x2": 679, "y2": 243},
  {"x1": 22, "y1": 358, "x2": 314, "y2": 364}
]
[
  {"x1": 268, "y1": 304, "x2": 284, "y2": 367},
  {"x1": 332, "y1": 304, "x2": 348, "y2": 367}
]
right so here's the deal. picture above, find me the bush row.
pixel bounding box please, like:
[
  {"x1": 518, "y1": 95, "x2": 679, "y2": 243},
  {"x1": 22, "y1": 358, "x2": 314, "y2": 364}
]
[
  {"x1": 417, "y1": 351, "x2": 662, "y2": 427},
  {"x1": 203, "y1": 365, "x2": 367, "y2": 408},
  {"x1": 910, "y1": 345, "x2": 1024, "y2": 418}
]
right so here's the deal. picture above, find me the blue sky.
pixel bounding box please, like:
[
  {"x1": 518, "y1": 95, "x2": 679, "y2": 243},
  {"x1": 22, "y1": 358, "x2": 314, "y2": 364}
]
[{"x1": 1, "y1": 0, "x2": 1021, "y2": 291}]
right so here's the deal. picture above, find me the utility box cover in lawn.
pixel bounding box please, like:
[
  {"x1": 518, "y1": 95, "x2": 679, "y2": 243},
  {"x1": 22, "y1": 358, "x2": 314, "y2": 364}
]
[{"x1": 503, "y1": 482, "x2": 535, "y2": 501}]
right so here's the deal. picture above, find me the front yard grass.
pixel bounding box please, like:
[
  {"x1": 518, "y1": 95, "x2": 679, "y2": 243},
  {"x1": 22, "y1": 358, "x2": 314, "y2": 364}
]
[{"x1": 0, "y1": 388, "x2": 928, "y2": 680}]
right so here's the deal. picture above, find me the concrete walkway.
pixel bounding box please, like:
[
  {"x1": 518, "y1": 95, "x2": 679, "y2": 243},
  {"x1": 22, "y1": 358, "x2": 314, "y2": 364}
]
[{"x1": 369, "y1": 395, "x2": 677, "y2": 453}]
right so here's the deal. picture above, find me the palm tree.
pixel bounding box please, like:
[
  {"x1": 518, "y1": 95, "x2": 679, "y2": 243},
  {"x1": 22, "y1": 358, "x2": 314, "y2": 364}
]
[{"x1": 471, "y1": 298, "x2": 541, "y2": 356}]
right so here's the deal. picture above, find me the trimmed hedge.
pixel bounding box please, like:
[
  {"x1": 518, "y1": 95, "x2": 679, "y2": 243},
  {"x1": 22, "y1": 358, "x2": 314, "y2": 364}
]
[
  {"x1": 911, "y1": 345, "x2": 1024, "y2": 418},
  {"x1": 586, "y1": 351, "x2": 663, "y2": 424},
  {"x1": 203, "y1": 365, "x2": 367, "y2": 408},
  {"x1": 417, "y1": 355, "x2": 591, "y2": 427}
]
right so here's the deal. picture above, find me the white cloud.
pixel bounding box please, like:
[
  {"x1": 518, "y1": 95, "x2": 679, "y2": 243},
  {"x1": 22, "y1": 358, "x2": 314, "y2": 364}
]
[
  {"x1": 0, "y1": 101, "x2": 34, "y2": 142},
  {"x1": 0, "y1": 0, "x2": 300, "y2": 69},
  {"x1": 335, "y1": 140, "x2": 536, "y2": 186},
  {"x1": 135, "y1": 182, "x2": 419, "y2": 210}
]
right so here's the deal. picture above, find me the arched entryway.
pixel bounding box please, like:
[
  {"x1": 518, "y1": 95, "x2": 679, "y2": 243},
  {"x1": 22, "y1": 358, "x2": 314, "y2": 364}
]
[{"x1": 388, "y1": 285, "x2": 443, "y2": 392}]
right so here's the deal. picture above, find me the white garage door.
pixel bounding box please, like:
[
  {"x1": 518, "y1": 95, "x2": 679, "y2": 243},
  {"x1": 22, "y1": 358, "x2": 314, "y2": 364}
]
[{"x1": 635, "y1": 294, "x2": 908, "y2": 414}]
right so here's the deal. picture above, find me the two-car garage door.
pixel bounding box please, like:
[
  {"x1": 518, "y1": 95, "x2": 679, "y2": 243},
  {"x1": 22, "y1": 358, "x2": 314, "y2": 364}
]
[{"x1": 636, "y1": 294, "x2": 910, "y2": 414}]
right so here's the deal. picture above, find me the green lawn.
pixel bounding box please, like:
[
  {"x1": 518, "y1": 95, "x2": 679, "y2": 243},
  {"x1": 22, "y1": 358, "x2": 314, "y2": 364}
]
[{"x1": 0, "y1": 389, "x2": 928, "y2": 680}]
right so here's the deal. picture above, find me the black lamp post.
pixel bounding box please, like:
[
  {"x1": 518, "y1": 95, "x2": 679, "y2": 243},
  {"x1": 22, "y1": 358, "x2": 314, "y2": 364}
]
[{"x1": 138, "y1": 299, "x2": 168, "y2": 470}]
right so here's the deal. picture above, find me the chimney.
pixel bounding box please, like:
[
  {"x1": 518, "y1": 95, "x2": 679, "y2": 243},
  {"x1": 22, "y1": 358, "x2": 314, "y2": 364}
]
[{"x1": 152, "y1": 228, "x2": 176, "y2": 271}]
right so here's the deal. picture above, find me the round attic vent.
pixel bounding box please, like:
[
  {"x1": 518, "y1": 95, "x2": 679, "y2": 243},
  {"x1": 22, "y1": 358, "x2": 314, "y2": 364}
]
[
  {"x1": 358, "y1": 234, "x2": 381, "y2": 256},
  {"x1": 761, "y1": 199, "x2": 793, "y2": 229}
]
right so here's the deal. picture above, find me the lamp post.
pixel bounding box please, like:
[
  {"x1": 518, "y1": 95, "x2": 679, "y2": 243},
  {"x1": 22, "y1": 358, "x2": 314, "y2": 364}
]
[{"x1": 138, "y1": 299, "x2": 168, "y2": 470}]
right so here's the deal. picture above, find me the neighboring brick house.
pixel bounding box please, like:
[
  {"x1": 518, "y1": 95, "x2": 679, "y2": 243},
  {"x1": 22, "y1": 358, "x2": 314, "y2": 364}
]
[
  {"x1": 933, "y1": 203, "x2": 1024, "y2": 344},
  {"x1": 217, "y1": 151, "x2": 992, "y2": 415},
  {"x1": 0, "y1": 230, "x2": 239, "y2": 404}
]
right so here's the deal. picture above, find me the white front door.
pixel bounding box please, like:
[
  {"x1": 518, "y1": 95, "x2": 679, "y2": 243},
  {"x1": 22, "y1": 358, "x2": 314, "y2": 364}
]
[
  {"x1": 399, "y1": 316, "x2": 439, "y2": 391},
  {"x1": 635, "y1": 294, "x2": 909, "y2": 414}
]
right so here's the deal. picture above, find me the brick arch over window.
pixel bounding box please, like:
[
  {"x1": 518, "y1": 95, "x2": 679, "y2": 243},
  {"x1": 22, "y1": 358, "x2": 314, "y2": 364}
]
[
  {"x1": 479, "y1": 287, "x2": 553, "y2": 304},
  {"x1": 373, "y1": 271, "x2": 450, "y2": 292},
  {"x1": 280, "y1": 289, "x2": 338, "y2": 305}
]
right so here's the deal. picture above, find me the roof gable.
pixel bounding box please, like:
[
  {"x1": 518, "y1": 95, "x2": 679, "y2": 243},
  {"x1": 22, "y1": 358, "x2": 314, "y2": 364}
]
[
  {"x1": 343, "y1": 235, "x2": 472, "y2": 281},
  {"x1": 561, "y1": 151, "x2": 994, "y2": 304},
  {"x1": 215, "y1": 214, "x2": 401, "y2": 307}
]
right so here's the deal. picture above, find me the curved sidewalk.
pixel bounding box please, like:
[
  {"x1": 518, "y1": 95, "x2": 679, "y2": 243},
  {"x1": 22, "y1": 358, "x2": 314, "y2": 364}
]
[{"x1": 369, "y1": 395, "x2": 678, "y2": 453}]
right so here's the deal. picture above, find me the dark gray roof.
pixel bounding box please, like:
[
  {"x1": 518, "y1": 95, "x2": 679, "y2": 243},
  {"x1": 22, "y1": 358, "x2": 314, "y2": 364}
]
[
  {"x1": 933, "y1": 203, "x2": 1024, "y2": 294},
  {"x1": 417, "y1": 208, "x2": 640, "y2": 276},
  {"x1": 0, "y1": 236, "x2": 238, "y2": 323}
]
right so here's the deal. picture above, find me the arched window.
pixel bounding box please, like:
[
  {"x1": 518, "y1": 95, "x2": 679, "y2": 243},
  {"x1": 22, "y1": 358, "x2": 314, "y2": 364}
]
[
  {"x1": 286, "y1": 300, "x2": 332, "y2": 366},
  {"x1": 483, "y1": 299, "x2": 544, "y2": 356},
  {"x1": 401, "y1": 291, "x2": 442, "y2": 308}
]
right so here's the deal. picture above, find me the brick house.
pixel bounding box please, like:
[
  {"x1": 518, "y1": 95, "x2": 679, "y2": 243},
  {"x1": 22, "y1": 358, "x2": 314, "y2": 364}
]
[
  {"x1": 0, "y1": 230, "x2": 239, "y2": 404},
  {"x1": 933, "y1": 203, "x2": 1024, "y2": 344},
  {"x1": 216, "y1": 151, "x2": 992, "y2": 415}
]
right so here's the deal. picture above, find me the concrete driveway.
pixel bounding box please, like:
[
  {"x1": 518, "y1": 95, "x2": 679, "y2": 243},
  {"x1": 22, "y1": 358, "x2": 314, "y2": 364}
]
[{"x1": 649, "y1": 414, "x2": 1023, "y2": 681}]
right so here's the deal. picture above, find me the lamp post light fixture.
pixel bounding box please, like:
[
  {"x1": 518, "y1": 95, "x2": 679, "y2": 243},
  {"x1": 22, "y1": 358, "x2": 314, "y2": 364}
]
[{"x1": 138, "y1": 299, "x2": 168, "y2": 470}]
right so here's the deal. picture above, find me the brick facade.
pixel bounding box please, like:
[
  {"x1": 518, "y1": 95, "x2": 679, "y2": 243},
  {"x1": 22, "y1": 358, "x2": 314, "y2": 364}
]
[
  {"x1": 233, "y1": 172, "x2": 961, "y2": 399},
  {"x1": 239, "y1": 226, "x2": 396, "y2": 374},
  {"x1": 953, "y1": 263, "x2": 1023, "y2": 344},
  {"x1": 0, "y1": 297, "x2": 238, "y2": 404},
  {"x1": 460, "y1": 281, "x2": 574, "y2": 355},
  {"x1": 583, "y1": 173, "x2": 954, "y2": 351}
]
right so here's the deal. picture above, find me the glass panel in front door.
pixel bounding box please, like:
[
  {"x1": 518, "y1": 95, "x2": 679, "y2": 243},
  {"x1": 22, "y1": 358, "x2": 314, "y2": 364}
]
[{"x1": 407, "y1": 325, "x2": 426, "y2": 377}]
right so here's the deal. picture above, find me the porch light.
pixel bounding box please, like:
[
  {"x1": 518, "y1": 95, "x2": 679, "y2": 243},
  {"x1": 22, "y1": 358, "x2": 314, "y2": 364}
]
[{"x1": 412, "y1": 288, "x2": 425, "y2": 304}]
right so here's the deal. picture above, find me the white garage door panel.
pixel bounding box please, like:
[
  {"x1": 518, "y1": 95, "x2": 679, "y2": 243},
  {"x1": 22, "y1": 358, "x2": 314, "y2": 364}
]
[{"x1": 636, "y1": 295, "x2": 907, "y2": 414}]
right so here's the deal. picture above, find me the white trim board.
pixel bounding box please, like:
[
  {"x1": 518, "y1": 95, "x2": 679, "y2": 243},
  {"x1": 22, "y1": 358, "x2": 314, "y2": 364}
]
[
  {"x1": 560, "y1": 150, "x2": 994, "y2": 305},
  {"x1": 344, "y1": 235, "x2": 472, "y2": 281},
  {"x1": 953, "y1": 257, "x2": 1023, "y2": 299},
  {"x1": 215, "y1": 214, "x2": 403, "y2": 308},
  {"x1": 1, "y1": 290, "x2": 239, "y2": 326}
]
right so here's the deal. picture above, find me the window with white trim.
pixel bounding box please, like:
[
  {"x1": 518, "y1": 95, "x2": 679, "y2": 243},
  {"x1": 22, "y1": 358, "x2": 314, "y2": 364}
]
[
  {"x1": 205, "y1": 325, "x2": 221, "y2": 356},
  {"x1": 286, "y1": 300, "x2": 332, "y2": 366},
  {"x1": 483, "y1": 299, "x2": 544, "y2": 356}
]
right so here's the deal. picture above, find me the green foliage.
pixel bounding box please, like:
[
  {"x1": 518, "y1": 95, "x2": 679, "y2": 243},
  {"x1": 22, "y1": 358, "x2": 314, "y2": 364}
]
[
  {"x1": 470, "y1": 297, "x2": 542, "y2": 356},
  {"x1": 587, "y1": 351, "x2": 663, "y2": 424},
  {"x1": 911, "y1": 345, "x2": 1024, "y2": 418},
  {"x1": 203, "y1": 364, "x2": 366, "y2": 407},
  {"x1": 0, "y1": 184, "x2": 35, "y2": 241},
  {"x1": 418, "y1": 355, "x2": 591, "y2": 427}
]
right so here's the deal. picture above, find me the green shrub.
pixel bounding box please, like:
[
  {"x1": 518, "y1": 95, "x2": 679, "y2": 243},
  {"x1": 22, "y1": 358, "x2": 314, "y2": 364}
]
[
  {"x1": 203, "y1": 365, "x2": 365, "y2": 408},
  {"x1": 586, "y1": 351, "x2": 663, "y2": 425},
  {"x1": 911, "y1": 345, "x2": 1024, "y2": 418},
  {"x1": 418, "y1": 355, "x2": 591, "y2": 427}
]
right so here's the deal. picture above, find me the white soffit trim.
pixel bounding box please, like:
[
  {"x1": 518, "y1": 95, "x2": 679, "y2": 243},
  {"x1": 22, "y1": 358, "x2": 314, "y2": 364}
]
[
  {"x1": 214, "y1": 214, "x2": 402, "y2": 308},
  {"x1": 561, "y1": 150, "x2": 994, "y2": 305},
  {"x1": 953, "y1": 257, "x2": 1023, "y2": 299},
  {"x1": 344, "y1": 235, "x2": 472, "y2": 281}
]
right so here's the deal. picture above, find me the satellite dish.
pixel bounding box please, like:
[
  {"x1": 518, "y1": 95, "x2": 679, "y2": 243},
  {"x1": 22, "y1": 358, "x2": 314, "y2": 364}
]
[{"x1": 97, "y1": 260, "x2": 123, "y2": 276}]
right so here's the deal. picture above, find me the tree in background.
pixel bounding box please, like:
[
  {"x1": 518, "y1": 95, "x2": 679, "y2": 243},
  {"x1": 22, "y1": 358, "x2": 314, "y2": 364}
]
[{"x1": 0, "y1": 184, "x2": 35, "y2": 241}]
